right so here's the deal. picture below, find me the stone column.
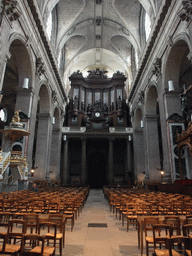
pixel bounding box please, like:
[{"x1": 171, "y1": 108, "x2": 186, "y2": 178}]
[
  {"x1": 34, "y1": 113, "x2": 52, "y2": 180},
  {"x1": 49, "y1": 128, "x2": 62, "y2": 180},
  {"x1": 108, "y1": 138, "x2": 114, "y2": 185},
  {"x1": 144, "y1": 114, "x2": 160, "y2": 181},
  {"x1": 133, "y1": 129, "x2": 145, "y2": 184},
  {"x1": 63, "y1": 138, "x2": 69, "y2": 185},
  {"x1": 81, "y1": 138, "x2": 86, "y2": 185}
]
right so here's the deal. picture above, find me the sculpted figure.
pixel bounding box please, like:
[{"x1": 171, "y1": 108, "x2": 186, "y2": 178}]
[{"x1": 12, "y1": 110, "x2": 20, "y2": 123}]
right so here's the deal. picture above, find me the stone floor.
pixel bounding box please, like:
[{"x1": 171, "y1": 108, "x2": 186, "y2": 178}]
[{"x1": 63, "y1": 189, "x2": 142, "y2": 256}]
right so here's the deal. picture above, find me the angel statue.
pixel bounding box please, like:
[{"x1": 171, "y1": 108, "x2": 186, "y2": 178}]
[{"x1": 12, "y1": 110, "x2": 21, "y2": 123}]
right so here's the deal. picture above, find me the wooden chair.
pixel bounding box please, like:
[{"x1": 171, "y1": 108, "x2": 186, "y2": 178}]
[
  {"x1": 0, "y1": 212, "x2": 14, "y2": 235},
  {"x1": 183, "y1": 224, "x2": 192, "y2": 238},
  {"x1": 168, "y1": 236, "x2": 190, "y2": 256},
  {"x1": 38, "y1": 221, "x2": 57, "y2": 256},
  {"x1": 20, "y1": 233, "x2": 45, "y2": 256},
  {"x1": 32, "y1": 201, "x2": 44, "y2": 214},
  {"x1": 186, "y1": 215, "x2": 192, "y2": 224},
  {"x1": 153, "y1": 224, "x2": 170, "y2": 256},
  {"x1": 164, "y1": 216, "x2": 180, "y2": 228},
  {"x1": 48, "y1": 214, "x2": 66, "y2": 256},
  {"x1": 7, "y1": 219, "x2": 26, "y2": 244},
  {"x1": 1, "y1": 219, "x2": 26, "y2": 255},
  {"x1": 64, "y1": 201, "x2": 75, "y2": 231},
  {"x1": 144, "y1": 217, "x2": 159, "y2": 256},
  {"x1": 126, "y1": 202, "x2": 137, "y2": 232},
  {"x1": 47, "y1": 200, "x2": 60, "y2": 214},
  {"x1": 23, "y1": 213, "x2": 39, "y2": 234},
  {"x1": 0, "y1": 233, "x2": 10, "y2": 255}
]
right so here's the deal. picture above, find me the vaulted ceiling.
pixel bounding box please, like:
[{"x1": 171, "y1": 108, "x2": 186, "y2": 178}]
[{"x1": 36, "y1": 0, "x2": 162, "y2": 95}]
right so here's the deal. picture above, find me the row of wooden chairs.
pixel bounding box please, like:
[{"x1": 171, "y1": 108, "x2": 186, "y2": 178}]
[
  {"x1": 144, "y1": 216, "x2": 192, "y2": 256},
  {"x1": 0, "y1": 213, "x2": 66, "y2": 256},
  {"x1": 0, "y1": 186, "x2": 90, "y2": 233},
  {"x1": 151, "y1": 223, "x2": 192, "y2": 256},
  {"x1": 103, "y1": 187, "x2": 192, "y2": 227}
]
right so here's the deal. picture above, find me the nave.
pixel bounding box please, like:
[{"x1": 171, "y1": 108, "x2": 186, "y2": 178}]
[{"x1": 63, "y1": 189, "x2": 140, "y2": 256}]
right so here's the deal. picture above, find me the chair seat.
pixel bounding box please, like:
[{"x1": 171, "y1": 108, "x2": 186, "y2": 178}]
[
  {"x1": 127, "y1": 215, "x2": 137, "y2": 219},
  {"x1": 155, "y1": 249, "x2": 180, "y2": 256},
  {"x1": 31, "y1": 245, "x2": 55, "y2": 255},
  {"x1": 46, "y1": 232, "x2": 62, "y2": 239},
  {"x1": 186, "y1": 249, "x2": 192, "y2": 256},
  {"x1": 146, "y1": 236, "x2": 153, "y2": 243},
  {"x1": 3, "y1": 244, "x2": 20, "y2": 253}
]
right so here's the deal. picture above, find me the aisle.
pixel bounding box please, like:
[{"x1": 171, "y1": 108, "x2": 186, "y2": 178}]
[{"x1": 63, "y1": 189, "x2": 141, "y2": 256}]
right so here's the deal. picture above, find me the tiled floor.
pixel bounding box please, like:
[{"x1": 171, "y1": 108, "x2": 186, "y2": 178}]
[{"x1": 63, "y1": 189, "x2": 142, "y2": 256}]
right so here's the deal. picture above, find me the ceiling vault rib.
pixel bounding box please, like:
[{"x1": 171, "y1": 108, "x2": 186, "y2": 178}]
[
  {"x1": 128, "y1": 0, "x2": 172, "y2": 102},
  {"x1": 26, "y1": 0, "x2": 67, "y2": 101}
]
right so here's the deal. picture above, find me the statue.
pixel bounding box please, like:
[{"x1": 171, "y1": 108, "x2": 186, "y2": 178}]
[{"x1": 12, "y1": 110, "x2": 21, "y2": 123}]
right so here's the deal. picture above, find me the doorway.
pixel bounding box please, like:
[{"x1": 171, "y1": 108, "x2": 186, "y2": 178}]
[
  {"x1": 86, "y1": 138, "x2": 108, "y2": 188},
  {"x1": 87, "y1": 151, "x2": 107, "y2": 188}
]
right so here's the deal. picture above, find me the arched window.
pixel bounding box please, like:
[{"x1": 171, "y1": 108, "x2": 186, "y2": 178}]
[
  {"x1": 46, "y1": 12, "x2": 52, "y2": 40},
  {"x1": 145, "y1": 12, "x2": 151, "y2": 41}
]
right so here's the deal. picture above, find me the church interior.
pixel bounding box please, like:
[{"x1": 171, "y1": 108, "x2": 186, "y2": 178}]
[{"x1": 1, "y1": 0, "x2": 192, "y2": 255}]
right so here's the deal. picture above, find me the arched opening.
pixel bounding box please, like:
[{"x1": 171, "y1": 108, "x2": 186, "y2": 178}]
[
  {"x1": 164, "y1": 39, "x2": 191, "y2": 180},
  {"x1": 1, "y1": 39, "x2": 32, "y2": 141},
  {"x1": 0, "y1": 39, "x2": 32, "y2": 186}
]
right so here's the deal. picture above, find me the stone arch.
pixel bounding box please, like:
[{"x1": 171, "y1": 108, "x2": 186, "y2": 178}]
[
  {"x1": 8, "y1": 33, "x2": 35, "y2": 89},
  {"x1": 1, "y1": 38, "x2": 33, "y2": 126},
  {"x1": 145, "y1": 85, "x2": 158, "y2": 115},
  {"x1": 164, "y1": 38, "x2": 190, "y2": 91},
  {"x1": 163, "y1": 37, "x2": 191, "y2": 181},
  {"x1": 38, "y1": 84, "x2": 51, "y2": 114},
  {"x1": 0, "y1": 37, "x2": 34, "y2": 184}
]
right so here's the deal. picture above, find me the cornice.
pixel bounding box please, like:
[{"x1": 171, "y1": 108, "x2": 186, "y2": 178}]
[
  {"x1": 26, "y1": 0, "x2": 67, "y2": 102},
  {"x1": 128, "y1": 0, "x2": 172, "y2": 102}
]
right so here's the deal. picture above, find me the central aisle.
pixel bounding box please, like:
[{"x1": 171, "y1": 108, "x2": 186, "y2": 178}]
[{"x1": 63, "y1": 189, "x2": 141, "y2": 256}]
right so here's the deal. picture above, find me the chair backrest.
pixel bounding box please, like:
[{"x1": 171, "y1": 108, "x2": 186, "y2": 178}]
[
  {"x1": 164, "y1": 216, "x2": 180, "y2": 227},
  {"x1": 24, "y1": 213, "x2": 39, "y2": 234},
  {"x1": 153, "y1": 224, "x2": 170, "y2": 250},
  {"x1": 38, "y1": 221, "x2": 57, "y2": 247},
  {"x1": 168, "y1": 236, "x2": 189, "y2": 256},
  {"x1": 144, "y1": 217, "x2": 159, "y2": 237},
  {"x1": 8, "y1": 219, "x2": 26, "y2": 241},
  {"x1": 49, "y1": 214, "x2": 65, "y2": 233},
  {"x1": 186, "y1": 215, "x2": 192, "y2": 224},
  {"x1": 182, "y1": 224, "x2": 192, "y2": 237},
  {"x1": 20, "y1": 233, "x2": 45, "y2": 256}
]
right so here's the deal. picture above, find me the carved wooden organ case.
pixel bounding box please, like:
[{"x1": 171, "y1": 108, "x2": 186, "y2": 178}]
[{"x1": 67, "y1": 70, "x2": 128, "y2": 131}]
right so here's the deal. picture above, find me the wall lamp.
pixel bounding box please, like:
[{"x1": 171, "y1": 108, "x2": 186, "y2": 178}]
[
  {"x1": 168, "y1": 80, "x2": 174, "y2": 92},
  {"x1": 22, "y1": 78, "x2": 29, "y2": 89}
]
